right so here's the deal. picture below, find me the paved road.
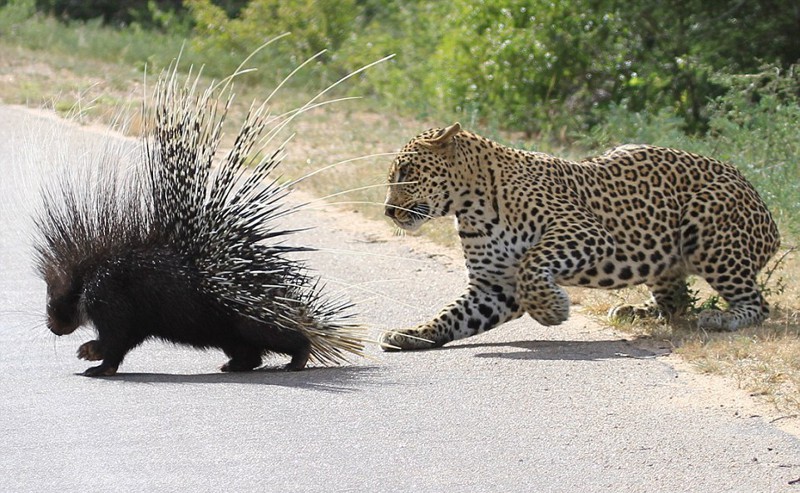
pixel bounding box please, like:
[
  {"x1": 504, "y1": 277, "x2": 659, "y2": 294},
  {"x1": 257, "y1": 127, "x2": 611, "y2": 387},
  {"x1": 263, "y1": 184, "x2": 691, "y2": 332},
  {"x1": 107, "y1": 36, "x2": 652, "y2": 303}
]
[{"x1": 1, "y1": 105, "x2": 799, "y2": 492}]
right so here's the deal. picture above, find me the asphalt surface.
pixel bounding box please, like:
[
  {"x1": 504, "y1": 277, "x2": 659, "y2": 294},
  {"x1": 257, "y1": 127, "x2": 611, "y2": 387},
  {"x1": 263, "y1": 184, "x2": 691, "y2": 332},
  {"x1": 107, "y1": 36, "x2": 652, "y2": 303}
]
[{"x1": 1, "y1": 105, "x2": 799, "y2": 492}]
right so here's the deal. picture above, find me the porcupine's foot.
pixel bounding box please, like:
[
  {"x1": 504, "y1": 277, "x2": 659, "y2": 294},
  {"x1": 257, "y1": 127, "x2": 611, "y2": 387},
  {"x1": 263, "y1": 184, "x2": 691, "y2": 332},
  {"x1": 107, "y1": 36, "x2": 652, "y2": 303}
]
[
  {"x1": 77, "y1": 340, "x2": 103, "y2": 361},
  {"x1": 79, "y1": 342, "x2": 119, "y2": 376},
  {"x1": 220, "y1": 345, "x2": 263, "y2": 372},
  {"x1": 379, "y1": 326, "x2": 439, "y2": 352},
  {"x1": 284, "y1": 351, "x2": 309, "y2": 372},
  {"x1": 220, "y1": 360, "x2": 257, "y2": 372},
  {"x1": 220, "y1": 356, "x2": 262, "y2": 372},
  {"x1": 83, "y1": 363, "x2": 118, "y2": 377}
]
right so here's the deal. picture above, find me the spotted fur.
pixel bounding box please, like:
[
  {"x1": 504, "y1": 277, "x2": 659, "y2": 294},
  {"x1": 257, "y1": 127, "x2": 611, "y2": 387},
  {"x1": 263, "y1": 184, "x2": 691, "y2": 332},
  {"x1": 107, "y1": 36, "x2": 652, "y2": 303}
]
[{"x1": 381, "y1": 123, "x2": 780, "y2": 350}]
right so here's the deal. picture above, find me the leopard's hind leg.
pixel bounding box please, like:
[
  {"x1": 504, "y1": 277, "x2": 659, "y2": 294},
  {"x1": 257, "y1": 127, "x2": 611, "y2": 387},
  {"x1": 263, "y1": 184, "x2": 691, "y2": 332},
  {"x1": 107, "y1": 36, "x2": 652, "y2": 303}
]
[
  {"x1": 696, "y1": 267, "x2": 770, "y2": 331},
  {"x1": 681, "y1": 191, "x2": 777, "y2": 331},
  {"x1": 609, "y1": 271, "x2": 689, "y2": 322}
]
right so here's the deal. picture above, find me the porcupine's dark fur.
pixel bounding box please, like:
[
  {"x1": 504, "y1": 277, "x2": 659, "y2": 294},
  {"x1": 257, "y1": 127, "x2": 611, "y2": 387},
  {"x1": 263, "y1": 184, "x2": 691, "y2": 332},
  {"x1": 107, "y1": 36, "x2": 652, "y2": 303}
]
[{"x1": 34, "y1": 67, "x2": 363, "y2": 377}]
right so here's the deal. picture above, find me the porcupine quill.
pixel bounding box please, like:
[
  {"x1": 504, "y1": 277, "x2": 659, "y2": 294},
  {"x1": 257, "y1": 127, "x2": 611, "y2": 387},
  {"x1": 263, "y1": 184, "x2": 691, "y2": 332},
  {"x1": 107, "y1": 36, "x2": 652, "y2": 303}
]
[{"x1": 33, "y1": 60, "x2": 366, "y2": 376}]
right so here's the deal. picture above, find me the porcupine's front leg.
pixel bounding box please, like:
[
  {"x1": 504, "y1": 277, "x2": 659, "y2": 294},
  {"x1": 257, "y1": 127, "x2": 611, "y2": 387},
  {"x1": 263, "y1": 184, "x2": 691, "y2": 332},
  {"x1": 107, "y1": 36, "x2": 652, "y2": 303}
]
[
  {"x1": 81, "y1": 336, "x2": 131, "y2": 377},
  {"x1": 380, "y1": 282, "x2": 522, "y2": 351},
  {"x1": 82, "y1": 351, "x2": 124, "y2": 377},
  {"x1": 77, "y1": 340, "x2": 103, "y2": 361},
  {"x1": 76, "y1": 338, "x2": 125, "y2": 376},
  {"x1": 80, "y1": 310, "x2": 143, "y2": 377}
]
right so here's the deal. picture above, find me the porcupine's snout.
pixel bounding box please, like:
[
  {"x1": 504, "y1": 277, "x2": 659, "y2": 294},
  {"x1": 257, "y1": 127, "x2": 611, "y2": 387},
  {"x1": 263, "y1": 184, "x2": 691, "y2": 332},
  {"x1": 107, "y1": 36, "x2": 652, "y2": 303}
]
[
  {"x1": 47, "y1": 312, "x2": 79, "y2": 335},
  {"x1": 46, "y1": 295, "x2": 84, "y2": 336}
]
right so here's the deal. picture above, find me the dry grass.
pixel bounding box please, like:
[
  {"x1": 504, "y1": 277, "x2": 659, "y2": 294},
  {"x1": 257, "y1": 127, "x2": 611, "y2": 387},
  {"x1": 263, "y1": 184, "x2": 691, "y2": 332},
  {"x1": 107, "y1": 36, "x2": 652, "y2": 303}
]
[
  {"x1": 0, "y1": 44, "x2": 144, "y2": 121},
  {"x1": 679, "y1": 316, "x2": 800, "y2": 410},
  {"x1": 3, "y1": 40, "x2": 799, "y2": 413},
  {"x1": 578, "y1": 247, "x2": 800, "y2": 412},
  {"x1": 0, "y1": 43, "x2": 454, "y2": 243},
  {"x1": 281, "y1": 109, "x2": 461, "y2": 247}
]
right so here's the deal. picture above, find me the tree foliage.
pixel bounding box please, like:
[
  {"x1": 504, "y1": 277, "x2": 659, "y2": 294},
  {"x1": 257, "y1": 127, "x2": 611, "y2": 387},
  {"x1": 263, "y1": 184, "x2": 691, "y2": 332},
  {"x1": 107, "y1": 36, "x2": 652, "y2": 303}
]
[
  {"x1": 188, "y1": 0, "x2": 356, "y2": 67},
  {"x1": 8, "y1": 0, "x2": 800, "y2": 135},
  {"x1": 185, "y1": 0, "x2": 798, "y2": 134},
  {"x1": 28, "y1": 0, "x2": 185, "y2": 28}
]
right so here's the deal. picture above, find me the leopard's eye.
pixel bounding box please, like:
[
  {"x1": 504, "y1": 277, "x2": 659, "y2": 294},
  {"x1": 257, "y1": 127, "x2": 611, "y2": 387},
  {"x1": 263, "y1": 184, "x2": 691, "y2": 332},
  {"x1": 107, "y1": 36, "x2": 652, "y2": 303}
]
[{"x1": 396, "y1": 163, "x2": 412, "y2": 184}]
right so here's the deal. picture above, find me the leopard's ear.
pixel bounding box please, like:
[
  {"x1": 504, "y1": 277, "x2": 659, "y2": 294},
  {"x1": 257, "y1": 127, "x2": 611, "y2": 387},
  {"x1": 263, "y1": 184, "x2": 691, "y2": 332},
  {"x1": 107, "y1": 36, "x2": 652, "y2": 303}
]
[{"x1": 420, "y1": 122, "x2": 461, "y2": 149}]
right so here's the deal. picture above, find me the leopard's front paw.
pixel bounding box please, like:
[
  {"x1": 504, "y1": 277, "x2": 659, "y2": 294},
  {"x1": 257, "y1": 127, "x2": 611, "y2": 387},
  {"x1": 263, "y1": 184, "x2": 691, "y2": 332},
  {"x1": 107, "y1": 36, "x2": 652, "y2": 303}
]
[
  {"x1": 519, "y1": 286, "x2": 570, "y2": 327},
  {"x1": 379, "y1": 328, "x2": 441, "y2": 352},
  {"x1": 527, "y1": 303, "x2": 569, "y2": 327}
]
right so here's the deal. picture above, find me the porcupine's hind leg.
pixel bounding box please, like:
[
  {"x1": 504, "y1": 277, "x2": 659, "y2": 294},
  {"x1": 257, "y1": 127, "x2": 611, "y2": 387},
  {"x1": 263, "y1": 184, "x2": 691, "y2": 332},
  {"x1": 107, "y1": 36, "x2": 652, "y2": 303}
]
[
  {"x1": 234, "y1": 318, "x2": 311, "y2": 371},
  {"x1": 220, "y1": 344, "x2": 264, "y2": 372}
]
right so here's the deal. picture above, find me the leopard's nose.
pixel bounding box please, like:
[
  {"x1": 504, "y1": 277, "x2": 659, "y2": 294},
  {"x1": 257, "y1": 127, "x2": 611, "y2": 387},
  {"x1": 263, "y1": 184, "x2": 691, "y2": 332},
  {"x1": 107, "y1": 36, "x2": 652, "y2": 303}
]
[{"x1": 385, "y1": 206, "x2": 396, "y2": 219}]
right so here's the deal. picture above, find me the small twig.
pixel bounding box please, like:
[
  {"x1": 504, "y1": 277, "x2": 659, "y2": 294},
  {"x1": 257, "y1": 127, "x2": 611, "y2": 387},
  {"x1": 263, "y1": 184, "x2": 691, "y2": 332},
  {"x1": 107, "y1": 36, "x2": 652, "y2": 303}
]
[
  {"x1": 769, "y1": 414, "x2": 799, "y2": 424},
  {"x1": 761, "y1": 246, "x2": 796, "y2": 288}
]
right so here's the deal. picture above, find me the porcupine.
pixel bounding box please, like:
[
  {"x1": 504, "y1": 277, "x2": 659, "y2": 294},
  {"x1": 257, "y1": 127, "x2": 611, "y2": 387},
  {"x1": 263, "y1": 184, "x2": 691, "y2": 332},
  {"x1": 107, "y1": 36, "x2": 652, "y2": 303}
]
[{"x1": 33, "y1": 67, "x2": 364, "y2": 376}]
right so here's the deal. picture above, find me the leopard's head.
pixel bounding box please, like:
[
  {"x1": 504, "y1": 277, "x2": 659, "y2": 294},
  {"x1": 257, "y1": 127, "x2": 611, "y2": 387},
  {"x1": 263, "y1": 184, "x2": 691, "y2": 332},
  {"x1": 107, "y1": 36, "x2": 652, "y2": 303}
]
[{"x1": 385, "y1": 123, "x2": 462, "y2": 231}]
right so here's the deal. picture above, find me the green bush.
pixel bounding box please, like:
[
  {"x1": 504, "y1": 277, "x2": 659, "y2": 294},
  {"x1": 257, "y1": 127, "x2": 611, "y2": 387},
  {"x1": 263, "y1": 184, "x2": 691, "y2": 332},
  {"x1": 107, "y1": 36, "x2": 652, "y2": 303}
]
[
  {"x1": 431, "y1": 1, "x2": 631, "y2": 134},
  {"x1": 0, "y1": 0, "x2": 36, "y2": 31},
  {"x1": 187, "y1": 0, "x2": 359, "y2": 85},
  {"x1": 6, "y1": 0, "x2": 799, "y2": 137},
  {"x1": 0, "y1": 0, "x2": 197, "y2": 74},
  {"x1": 704, "y1": 66, "x2": 800, "y2": 235},
  {"x1": 333, "y1": 2, "x2": 445, "y2": 113},
  {"x1": 30, "y1": 0, "x2": 188, "y2": 30},
  {"x1": 180, "y1": 0, "x2": 800, "y2": 138}
]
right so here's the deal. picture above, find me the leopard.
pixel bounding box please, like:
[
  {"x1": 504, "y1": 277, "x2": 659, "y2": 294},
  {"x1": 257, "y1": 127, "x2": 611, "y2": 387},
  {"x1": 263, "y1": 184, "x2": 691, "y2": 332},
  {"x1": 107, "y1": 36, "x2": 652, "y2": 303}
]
[{"x1": 380, "y1": 122, "x2": 780, "y2": 351}]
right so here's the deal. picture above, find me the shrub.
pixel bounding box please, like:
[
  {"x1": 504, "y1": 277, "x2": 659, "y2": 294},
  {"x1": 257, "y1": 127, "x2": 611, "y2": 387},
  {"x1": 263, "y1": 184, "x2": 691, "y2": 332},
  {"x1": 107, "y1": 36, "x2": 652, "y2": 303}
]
[{"x1": 187, "y1": 0, "x2": 358, "y2": 85}]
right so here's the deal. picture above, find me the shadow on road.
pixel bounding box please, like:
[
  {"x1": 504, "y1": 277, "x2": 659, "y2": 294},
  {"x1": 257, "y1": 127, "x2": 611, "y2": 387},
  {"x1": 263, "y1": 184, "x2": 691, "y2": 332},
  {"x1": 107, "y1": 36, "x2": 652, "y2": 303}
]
[
  {"x1": 442, "y1": 338, "x2": 670, "y2": 362},
  {"x1": 93, "y1": 365, "x2": 382, "y2": 393}
]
